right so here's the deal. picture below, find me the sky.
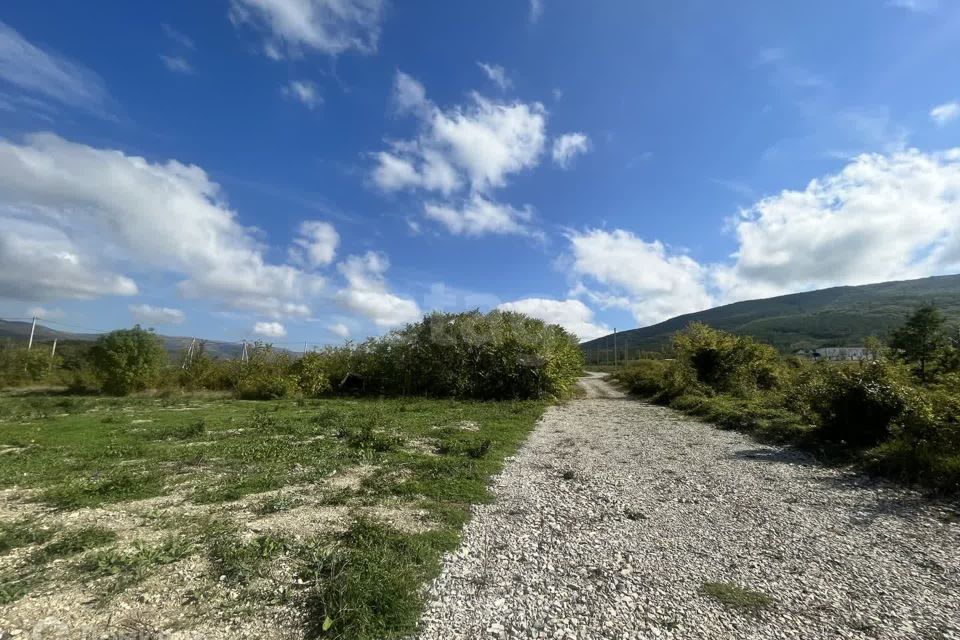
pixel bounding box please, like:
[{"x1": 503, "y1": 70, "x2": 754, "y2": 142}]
[{"x1": 3, "y1": 0, "x2": 960, "y2": 346}]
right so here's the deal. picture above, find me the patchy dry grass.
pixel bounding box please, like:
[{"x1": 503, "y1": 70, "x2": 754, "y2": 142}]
[
  {"x1": 700, "y1": 581, "x2": 776, "y2": 613},
  {"x1": 0, "y1": 394, "x2": 545, "y2": 639}
]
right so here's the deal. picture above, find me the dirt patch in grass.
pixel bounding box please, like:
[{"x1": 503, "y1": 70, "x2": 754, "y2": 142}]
[{"x1": 0, "y1": 394, "x2": 545, "y2": 639}]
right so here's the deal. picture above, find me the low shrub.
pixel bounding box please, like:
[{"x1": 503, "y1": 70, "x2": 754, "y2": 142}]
[{"x1": 798, "y1": 362, "x2": 932, "y2": 447}]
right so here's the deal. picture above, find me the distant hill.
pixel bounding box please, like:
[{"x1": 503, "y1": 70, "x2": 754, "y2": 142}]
[
  {"x1": 581, "y1": 274, "x2": 960, "y2": 356},
  {"x1": 0, "y1": 320, "x2": 246, "y2": 359}
]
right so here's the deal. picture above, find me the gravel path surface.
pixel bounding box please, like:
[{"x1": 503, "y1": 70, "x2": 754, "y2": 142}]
[{"x1": 416, "y1": 372, "x2": 960, "y2": 639}]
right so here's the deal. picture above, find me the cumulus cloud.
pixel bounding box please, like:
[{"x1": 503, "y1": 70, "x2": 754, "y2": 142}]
[
  {"x1": 26, "y1": 306, "x2": 64, "y2": 320},
  {"x1": 290, "y1": 220, "x2": 339, "y2": 267},
  {"x1": 552, "y1": 132, "x2": 590, "y2": 168},
  {"x1": 0, "y1": 133, "x2": 321, "y2": 317},
  {"x1": 160, "y1": 55, "x2": 193, "y2": 74},
  {"x1": 130, "y1": 304, "x2": 185, "y2": 325},
  {"x1": 930, "y1": 102, "x2": 960, "y2": 126},
  {"x1": 423, "y1": 194, "x2": 536, "y2": 237},
  {"x1": 230, "y1": 0, "x2": 384, "y2": 58},
  {"x1": 328, "y1": 322, "x2": 350, "y2": 338},
  {"x1": 567, "y1": 229, "x2": 714, "y2": 326},
  {"x1": 335, "y1": 252, "x2": 421, "y2": 328},
  {"x1": 477, "y1": 62, "x2": 511, "y2": 91},
  {"x1": 497, "y1": 298, "x2": 609, "y2": 341},
  {"x1": 372, "y1": 71, "x2": 548, "y2": 236},
  {"x1": 715, "y1": 148, "x2": 960, "y2": 302},
  {"x1": 283, "y1": 80, "x2": 323, "y2": 108},
  {"x1": 253, "y1": 321, "x2": 287, "y2": 337},
  {"x1": 0, "y1": 20, "x2": 110, "y2": 114},
  {"x1": 566, "y1": 148, "x2": 960, "y2": 328},
  {"x1": 374, "y1": 72, "x2": 547, "y2": 195},
  {"x1": 0, "y1": 217, "x2": 138, "y2": 301}
]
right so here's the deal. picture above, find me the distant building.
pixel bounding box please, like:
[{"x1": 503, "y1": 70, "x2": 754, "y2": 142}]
[{"x1": 793, "y1": 347, "x2": 872, "y2": 362}]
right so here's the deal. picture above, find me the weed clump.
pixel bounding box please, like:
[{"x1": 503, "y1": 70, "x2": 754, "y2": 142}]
[
  {"x1": 300, "y1": 517, "x2": 436, "y2": 640},
  {"x1": 700, "y1": 581, "x2": 775, "y2": 612}
]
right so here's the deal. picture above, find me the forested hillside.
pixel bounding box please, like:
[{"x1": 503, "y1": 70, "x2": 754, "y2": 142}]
[{"x1": 582, "y1": 274, "x2": 960, "y2": 355}]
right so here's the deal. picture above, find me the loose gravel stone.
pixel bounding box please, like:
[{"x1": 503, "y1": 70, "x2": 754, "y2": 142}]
[{"x1": 416, "y1": 372, "x2": 960, "y2": 639}]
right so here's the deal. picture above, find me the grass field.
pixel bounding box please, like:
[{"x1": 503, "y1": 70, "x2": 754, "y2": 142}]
[{"x1": 0, "y1": 392, "x2": 545, "y2": 639}]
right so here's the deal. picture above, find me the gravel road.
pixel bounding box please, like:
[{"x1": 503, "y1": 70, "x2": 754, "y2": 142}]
[{"x1": 416, "y1": 372, "x2": 960, "y2": 639}]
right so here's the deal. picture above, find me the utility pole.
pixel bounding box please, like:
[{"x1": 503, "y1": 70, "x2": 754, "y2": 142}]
[
  {"x1": 241, "y1": 340, "x2": 249, "y2": 364},
  {"x1": 181, "y1": 338, "x2": 196, "y2": 370},
  {"x1": 50, "y1": 338, "x2": 57, "y2": 359},
  {"x1": 303, "y1": 341, "x2": 308, "y2": 355},
  {"x1": 27, "y1": 316, "x2": 37, "y2": 350}
]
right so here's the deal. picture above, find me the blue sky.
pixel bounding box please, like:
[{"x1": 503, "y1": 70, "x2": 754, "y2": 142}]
[{"x1": 3, "y1": 0, "x2": 960, "y2": 346}]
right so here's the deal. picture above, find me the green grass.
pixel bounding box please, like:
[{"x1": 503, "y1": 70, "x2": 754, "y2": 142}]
[
  {"x1": 0, "y1": 393, "x2": 545, "y2": 638},
  {"x1": 700, "y1": 582, "x2": 775, "y2": 612},
  {"x1": 0, "y1": 519, "x2": 58, "y2": 554},
  {"x1": 299, "y1": 517, "x2": 448, "y2": 640},
  {"x1": 30, "y1": 526, "x2": 117, "y2": 564}
]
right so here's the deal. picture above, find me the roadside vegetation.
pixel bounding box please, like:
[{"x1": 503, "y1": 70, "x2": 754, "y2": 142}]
[
  {"x1": 0, "y1": 310, "x2": 582, "y2": 402},
  {"x1": 0, "y1": 310, "x2": 581, "y2": 638},
  {"x1": 614, "y1": 304, "x2": 960, "y2": 494}
]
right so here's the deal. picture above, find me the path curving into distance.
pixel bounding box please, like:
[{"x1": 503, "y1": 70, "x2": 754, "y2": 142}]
[{"x1": 416, "y1": 373, "x2": 960, "y2": 639}]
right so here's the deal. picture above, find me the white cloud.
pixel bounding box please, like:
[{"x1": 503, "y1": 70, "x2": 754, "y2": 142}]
[
  {"x1": 530, "y1": 0, "x2": 544, "y2": 22},
  {"x1": 567, "y1": 229, "x2": 714, "y2": 326},
  {"x1": 930, "y1": 102, "x2": 960, "y2": 126},
  {"x1": 162, "y1": 24, "x2": 195, "y2": 50},
  {"x1": 373, "y1": 71, "x2": 547, "y2": 195},
  {"x1": 283, "y1": 80, "x2": 323, "y2": 108},
  {"x1": 0, "y1": 217, "x2": 138, "y2": 301},
  {"x1": 328, "y1": 322, "x2": 350, "y2": 338},
  {"x1": 290, "y1": 220, "x2": 339, "y2": 267},
  {"x1": 888, "y1": 0, "x2": 939, "y2": 11},
  {"x1": 0, "y1": 20, "x2": 109, "y2": 114},
  {"x1": 335, "y1": 252, "x2": 421, "y2": 328},
  {"x1": 477, "y1": 62, "x2": 511, "y2": 91},
  {"x1": 423, "y1": 194, "x2": 536, "y2": 237},
  {"x1": 253, "y1": 321, "x2": 287, "y2": 337},
  {"x1": 160, "y1": 55, "x2": 193, "y2": 74},
  {"x1": 497, "y1": 298, "x2": 609, "y2": 341},
  {"x1": 130, "y1": 304, "x2": 185, "y2": 325},
  {"x1": 26, "y1": 306, "x2": 64, "y2": 320},
  {"x1": 715, "y1": 148, "x2": 960, "y2": 302},
  {"x1": 229, "y1": 0, "x2": 384, "y2": 58},
  {"x1": 372, "y1": 71, "x2": 548, "y2": 237},
  {"x1": 0, "y1": 133, "x2": 321, "y2": 318},
  {"x1": 552, "y1": 132, "x2": 590, "y2": 168},
  {"x1": 561, "y1": 148, "x2": 960, "y2": 329}
]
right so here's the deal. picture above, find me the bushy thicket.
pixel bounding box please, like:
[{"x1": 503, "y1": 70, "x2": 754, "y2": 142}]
[
  {"x1": 310, "y1": 311, "x2": 583, "y2": 399},
  {"x1": 1, "y1": 311, "x2": 582, "y2": 402},
  {"x1": 616, "y1": 321, "x2": 960, "y2": 493}
]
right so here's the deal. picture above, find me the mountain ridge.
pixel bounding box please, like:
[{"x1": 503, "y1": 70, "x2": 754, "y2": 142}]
[{"x1": 580, "y1": 274, "x2": 960, "y2": 356}]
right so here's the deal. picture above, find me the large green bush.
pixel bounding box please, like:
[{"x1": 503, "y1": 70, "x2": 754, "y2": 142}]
[
  {"x1": 89, "y1": 326, "x2": 167, "y2": 395},
  {"x1": 796, "y1": 362, "x2": 932, "y2": 447},
  {"x1": 671, "y1": 322, "x2": 781, "y2": 395},
  {"x1": 315, "y1": 311, "x2": 582, "y2": 400}
]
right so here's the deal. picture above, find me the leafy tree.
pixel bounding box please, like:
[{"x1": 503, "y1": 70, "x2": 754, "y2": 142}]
[
  {"x1": 89, "y1": 325, "x2": 167, "y2": 395},
  {"x1": 890, "y1": 304, "x2": 947, "y2": 382}
]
